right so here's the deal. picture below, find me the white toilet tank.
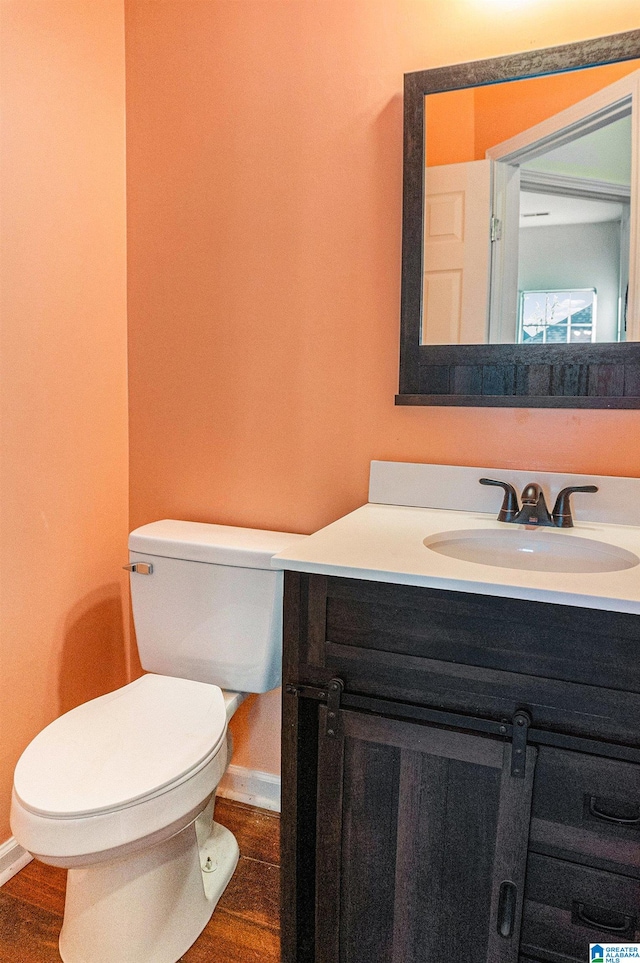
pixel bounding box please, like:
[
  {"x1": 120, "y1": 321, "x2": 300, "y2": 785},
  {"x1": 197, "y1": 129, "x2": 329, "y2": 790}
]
[{"x1": 128, "y1": 520, "x2": 306, "y2": 693}]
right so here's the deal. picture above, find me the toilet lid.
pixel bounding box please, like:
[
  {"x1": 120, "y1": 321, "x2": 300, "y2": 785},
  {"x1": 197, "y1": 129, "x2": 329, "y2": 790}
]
[{"x1": 13, "y1": 675, "x2": 227, "y2": 818}]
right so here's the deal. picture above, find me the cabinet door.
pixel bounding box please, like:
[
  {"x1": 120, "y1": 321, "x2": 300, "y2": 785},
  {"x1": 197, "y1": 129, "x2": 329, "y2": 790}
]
[{"x1": 315, "y1": 709, "x2": 536, "y2": 963}]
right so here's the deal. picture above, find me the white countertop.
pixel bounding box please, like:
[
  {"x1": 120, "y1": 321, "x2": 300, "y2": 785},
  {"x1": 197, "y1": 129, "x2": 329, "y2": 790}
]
[{"x1": 272, "y1": 502, "x2": 640, "y2": 616}]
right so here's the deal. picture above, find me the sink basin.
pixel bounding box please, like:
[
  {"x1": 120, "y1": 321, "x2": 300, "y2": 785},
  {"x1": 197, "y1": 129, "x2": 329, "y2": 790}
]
[{"x1": 424, "y1": 528, "x2": 639, "y2": 574}]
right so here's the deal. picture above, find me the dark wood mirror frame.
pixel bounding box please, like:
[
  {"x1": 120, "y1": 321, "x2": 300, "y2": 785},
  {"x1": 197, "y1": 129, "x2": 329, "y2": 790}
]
[{"x1": 397, "y1": 29, "x2": 640, "y2": 408}]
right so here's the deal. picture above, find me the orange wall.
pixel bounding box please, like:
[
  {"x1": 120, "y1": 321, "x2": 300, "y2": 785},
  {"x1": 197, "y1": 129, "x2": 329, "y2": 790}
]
[
  {"x1": 0, "y1": 2, "x2": 129, "y2": 841},
  {"x1": 426, "y1": 88, "x2": 476, "y2": 167},
  {"x1": 125, "y1": 1, "x2": 640, "y2": 777},
  {"x1": 5, "y1": 3, "x2": 638, "y2": 842}
]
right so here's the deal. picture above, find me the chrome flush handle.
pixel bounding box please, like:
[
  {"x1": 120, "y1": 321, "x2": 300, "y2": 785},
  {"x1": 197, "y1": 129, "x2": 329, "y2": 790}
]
[{"x1": 123, "y1": 562, "x2": 154, "y2": 575}]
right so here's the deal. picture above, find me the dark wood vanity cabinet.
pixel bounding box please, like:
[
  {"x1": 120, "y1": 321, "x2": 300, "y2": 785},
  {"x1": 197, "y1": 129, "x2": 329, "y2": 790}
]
[{"x1": 281, "y1": 573, "x2": 640, "y2": 963}]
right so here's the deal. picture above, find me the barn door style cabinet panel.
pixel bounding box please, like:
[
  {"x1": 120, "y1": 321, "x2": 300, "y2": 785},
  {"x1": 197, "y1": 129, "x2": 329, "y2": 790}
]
[
  {"x1": 314, "y1": 707, "x2": 535, "y2": 963},
  {"x1": 281, "y1": 573, "x2": 640, "y2": 963}
]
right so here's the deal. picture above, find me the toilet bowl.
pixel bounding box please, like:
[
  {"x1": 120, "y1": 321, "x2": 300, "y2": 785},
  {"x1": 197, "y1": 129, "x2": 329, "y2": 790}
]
[
  {"x1": 12, "y1": 675, "x2": 242, "y2": 963},
  {"x1": 11, "y1": 520, "x2": 307, "y2": 963}
]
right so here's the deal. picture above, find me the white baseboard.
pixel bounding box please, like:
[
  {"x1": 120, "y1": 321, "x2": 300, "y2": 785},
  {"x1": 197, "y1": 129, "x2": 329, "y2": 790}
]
[
  {"x1": 0, "y1": 837, "x2": 32, "y2": 887},
  {"x1": 217, "y1": 764, "x2": 281, "y2": 813}
]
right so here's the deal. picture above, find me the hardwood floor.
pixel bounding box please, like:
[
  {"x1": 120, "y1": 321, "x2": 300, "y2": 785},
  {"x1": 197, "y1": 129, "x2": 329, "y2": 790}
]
[{"x1": 0, "y1": 798, "x2": 280, "y2": 962}]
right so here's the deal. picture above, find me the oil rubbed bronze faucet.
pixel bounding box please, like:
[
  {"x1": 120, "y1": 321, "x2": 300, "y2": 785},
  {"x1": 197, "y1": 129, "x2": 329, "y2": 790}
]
[{"x1": 479, "y1": 478, "x2": 598, "y2": 528}]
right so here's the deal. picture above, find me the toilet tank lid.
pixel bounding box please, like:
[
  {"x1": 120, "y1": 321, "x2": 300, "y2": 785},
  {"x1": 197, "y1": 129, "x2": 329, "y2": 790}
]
[{"x1": 129, "y1": 519, "x2": 307, "y2": 569}]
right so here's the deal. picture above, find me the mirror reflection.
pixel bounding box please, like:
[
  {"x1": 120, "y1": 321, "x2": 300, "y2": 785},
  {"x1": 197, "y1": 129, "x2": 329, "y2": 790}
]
[{"x1": 422, "y1": 60, "x2": 640, "y2": 345}]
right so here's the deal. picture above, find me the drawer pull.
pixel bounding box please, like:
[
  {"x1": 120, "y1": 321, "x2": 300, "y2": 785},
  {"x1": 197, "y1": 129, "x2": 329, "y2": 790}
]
[
  {"x1": 572, "y1": 901, "x2": 636, "y2": 936},
  {"x1": 496, "y1": 881, "x2": 517, "y2": 938},
  {"x1": 589, "y1": 795, "x2": 640, "y2": 826}
]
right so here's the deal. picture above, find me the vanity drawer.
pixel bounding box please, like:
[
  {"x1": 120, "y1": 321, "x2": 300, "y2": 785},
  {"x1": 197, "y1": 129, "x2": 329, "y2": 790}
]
[
  {"x1": 530, "y1": 747, "x2": 640, "y2": 877},
  {"x1": 521, "y1": 853, "x2": 640, "y2": 963},
  {"x1": 320, "y1": 576, "x2": 640, "y2": 692},
  {"x1": 297, "y1": 575, "x2": 640, "y2": 745}
]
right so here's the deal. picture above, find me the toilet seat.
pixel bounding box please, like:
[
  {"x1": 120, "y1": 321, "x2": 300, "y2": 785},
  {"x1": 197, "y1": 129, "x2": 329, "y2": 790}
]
[
  {"x1": 14, "y1": 674, "x2": 227, "y2": 819},
  {"x1": 11, "y1": 675, "x2": 230, "y2": 865}
]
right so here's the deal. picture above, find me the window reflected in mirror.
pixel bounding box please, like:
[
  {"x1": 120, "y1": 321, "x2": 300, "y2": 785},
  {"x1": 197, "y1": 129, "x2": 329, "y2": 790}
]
[{"x1": 518, "y1": 288, "x2": 597, "y2": 344}]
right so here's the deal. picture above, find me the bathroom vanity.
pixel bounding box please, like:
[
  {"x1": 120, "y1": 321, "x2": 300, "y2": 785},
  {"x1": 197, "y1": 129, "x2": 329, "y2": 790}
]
[{"x1": 275, "y1": 463, "x2": 640, "y2": 963}]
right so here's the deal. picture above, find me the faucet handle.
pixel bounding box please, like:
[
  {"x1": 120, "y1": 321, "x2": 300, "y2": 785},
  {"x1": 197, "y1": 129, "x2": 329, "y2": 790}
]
[
  {"x1": 479, "y1": 478, "x2": 519, "y2": 522},
  {"x1": 552, "y1": 485, "x2": 598, "y2": 528}
]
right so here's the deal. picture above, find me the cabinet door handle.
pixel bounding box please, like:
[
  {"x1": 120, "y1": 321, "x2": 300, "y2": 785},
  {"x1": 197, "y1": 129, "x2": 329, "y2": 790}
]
[
  {"x1": 589, "y1": 795, "x2": 640, "y2": 826},
  {"x1": 496, "y1": 881, "x2": 517, "y2": 938},
  {"x1": 573, "y1": 901, "x2": 636, "y2": 935}
]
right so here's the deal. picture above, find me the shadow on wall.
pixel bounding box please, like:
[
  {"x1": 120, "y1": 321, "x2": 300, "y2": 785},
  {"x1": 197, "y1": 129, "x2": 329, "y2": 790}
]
[{"x1": 58, "y1": 584, "x2": 128, "y2": 714}]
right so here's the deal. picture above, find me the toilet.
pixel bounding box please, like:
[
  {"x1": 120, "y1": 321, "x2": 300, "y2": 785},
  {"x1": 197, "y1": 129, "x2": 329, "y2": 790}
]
[{"x1": 10, "y1": 519, "x2": 306, "y2": 963}]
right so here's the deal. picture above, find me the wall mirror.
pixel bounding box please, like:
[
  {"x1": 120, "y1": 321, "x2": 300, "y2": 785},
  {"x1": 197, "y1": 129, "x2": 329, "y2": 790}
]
[{"x1": 397, "y1": 29, "x2": 640, "y2": 407}]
